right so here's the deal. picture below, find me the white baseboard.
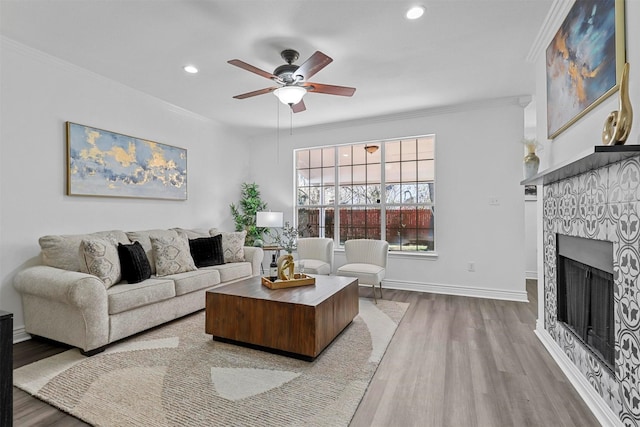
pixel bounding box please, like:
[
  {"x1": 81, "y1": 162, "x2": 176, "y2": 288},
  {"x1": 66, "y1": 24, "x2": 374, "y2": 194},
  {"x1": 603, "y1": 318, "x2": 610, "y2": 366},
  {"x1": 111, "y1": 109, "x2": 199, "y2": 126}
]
[
  {"x1": 381, "y1": 279, "x2": 529, "y2": 302},
  {"x1": 525, "y1": 270, "x2": 538, "y2": 280},
  {"x1": 535, "y1": 326, "x2": 622, "y2": 427},
  {"x1": 13, "y1": 326, "x2": 31, "y2": 344}
]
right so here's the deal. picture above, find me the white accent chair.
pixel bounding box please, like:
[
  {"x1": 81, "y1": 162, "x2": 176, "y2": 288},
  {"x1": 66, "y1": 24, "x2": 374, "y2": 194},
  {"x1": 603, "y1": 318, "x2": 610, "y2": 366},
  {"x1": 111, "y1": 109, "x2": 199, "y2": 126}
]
[
  {"x1": 296, "y1": 238, "x2": 334, "y2": 275},
  {"x1": 337, "y1": 239, "x2": 389, "y2": 303}
]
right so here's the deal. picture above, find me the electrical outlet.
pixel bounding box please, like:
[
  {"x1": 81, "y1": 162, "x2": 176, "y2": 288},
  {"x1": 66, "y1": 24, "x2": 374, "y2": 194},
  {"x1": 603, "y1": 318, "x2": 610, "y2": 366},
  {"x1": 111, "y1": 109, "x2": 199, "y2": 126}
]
[{"x1": 467, "y1": 262, "x2": 475, "y2": 272}]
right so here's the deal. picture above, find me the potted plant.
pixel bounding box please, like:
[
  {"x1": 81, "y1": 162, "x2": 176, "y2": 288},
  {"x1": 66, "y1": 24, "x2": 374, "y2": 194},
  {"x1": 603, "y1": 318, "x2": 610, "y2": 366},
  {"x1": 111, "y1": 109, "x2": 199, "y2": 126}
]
[
  {"x1": 274, "y1": 221, "x2": 299, "y2": 253},
  {"x1": 230, "y1": 182, "x2": 268, "y2": 246}
]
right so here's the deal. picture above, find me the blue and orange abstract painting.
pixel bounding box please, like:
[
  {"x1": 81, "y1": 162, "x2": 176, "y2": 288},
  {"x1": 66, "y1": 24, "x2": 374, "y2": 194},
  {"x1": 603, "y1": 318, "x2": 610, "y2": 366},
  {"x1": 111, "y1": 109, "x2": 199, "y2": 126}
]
[
  {"x1": 67, "y1": 122, "x2": 187, "y2": 200},
  {"x1": 546, "y1": 0, "x2": 620, "y2": 138}
]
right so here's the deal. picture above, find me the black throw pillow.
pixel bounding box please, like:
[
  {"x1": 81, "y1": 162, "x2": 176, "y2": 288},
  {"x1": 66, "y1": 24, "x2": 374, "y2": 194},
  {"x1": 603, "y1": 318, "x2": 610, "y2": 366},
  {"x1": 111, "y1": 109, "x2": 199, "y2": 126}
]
[
  {"x1": 189, "y1": 235, "x2": 224, "y2": 267},
  {"x1": 117, "y1": 241, "x2": 152, "y2": 283}
]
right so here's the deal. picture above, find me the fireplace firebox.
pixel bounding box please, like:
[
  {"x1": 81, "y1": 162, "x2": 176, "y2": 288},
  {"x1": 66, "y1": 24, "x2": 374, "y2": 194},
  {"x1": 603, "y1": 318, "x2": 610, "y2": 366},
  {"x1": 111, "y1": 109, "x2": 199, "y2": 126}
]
[{"x1": 556, "y1": 234, "x2": 615, "y2": 371}]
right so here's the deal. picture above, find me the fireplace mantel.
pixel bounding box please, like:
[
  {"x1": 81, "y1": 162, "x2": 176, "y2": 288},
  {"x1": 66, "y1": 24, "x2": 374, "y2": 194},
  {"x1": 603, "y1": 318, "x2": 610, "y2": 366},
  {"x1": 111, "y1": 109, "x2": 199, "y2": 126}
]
[{"x1": 521, "y1": 145, "x2": 640, "y2": 186}]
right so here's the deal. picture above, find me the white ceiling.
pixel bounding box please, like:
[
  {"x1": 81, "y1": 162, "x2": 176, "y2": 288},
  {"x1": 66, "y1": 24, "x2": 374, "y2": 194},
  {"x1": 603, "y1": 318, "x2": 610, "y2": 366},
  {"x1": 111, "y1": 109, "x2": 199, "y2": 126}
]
[{"x1": 0, "y1": 0, "x2": 553, "y2": 137}]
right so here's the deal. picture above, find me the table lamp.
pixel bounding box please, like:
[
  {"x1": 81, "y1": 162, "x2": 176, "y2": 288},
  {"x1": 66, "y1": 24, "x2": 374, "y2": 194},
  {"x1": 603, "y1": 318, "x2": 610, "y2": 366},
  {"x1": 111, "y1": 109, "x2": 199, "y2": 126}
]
[{"x1": 256, "y1": 211, "x2": 283, "y2": 247}]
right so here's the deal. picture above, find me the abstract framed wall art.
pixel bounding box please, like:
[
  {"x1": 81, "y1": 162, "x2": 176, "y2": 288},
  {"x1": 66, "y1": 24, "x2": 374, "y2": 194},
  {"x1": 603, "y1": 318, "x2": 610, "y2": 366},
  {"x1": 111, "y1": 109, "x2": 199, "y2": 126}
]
[
  {"x1": 67, "y1": 122, "x2": 187, "y2": 200},
  {"x1": 546, "y1": 0, "x2": 625, "y2": 139}
]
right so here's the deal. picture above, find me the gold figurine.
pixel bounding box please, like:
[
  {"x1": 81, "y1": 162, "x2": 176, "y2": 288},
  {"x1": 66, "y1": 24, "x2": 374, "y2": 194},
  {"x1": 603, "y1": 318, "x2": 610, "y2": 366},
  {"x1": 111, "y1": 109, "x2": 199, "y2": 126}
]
[
  {"x1": 602, "y1": 62, "x2": 633, "y2": 145},
  {"x1": 277, "y1": 254, "x2": 295, "y2": 281}
]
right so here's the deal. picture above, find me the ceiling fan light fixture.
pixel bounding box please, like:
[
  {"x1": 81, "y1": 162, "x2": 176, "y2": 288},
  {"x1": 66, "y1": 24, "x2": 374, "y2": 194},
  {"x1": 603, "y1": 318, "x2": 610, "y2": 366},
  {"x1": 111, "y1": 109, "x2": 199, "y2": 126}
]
[
  {"x1": 274, "y1": 86, "x2": 307, "y2": 105},
  {"x1": 406, "y1": 5, "x2": 425, "y2": 20}
]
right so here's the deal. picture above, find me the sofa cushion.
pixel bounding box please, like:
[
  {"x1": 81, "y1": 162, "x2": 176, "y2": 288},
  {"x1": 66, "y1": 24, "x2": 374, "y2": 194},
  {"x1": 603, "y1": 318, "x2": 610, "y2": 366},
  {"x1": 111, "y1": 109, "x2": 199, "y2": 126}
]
[
  {"x1": 79, "y1": 237, "x2": 121, "y2": 288},
  {"x1": 39, "y1": 230, "x2": 129, "y2": 272},
  {"x1": 205, "y1": 262, "x2": 252, "y2": 283},
  {"x1": 118, "y1": 242, "x2": 152, "y2": 284},
  {"x1": 167, "y1": 269, "x2": 221, "y2": 296},
  {"x1": 189, "y1": 235, "x2": 224, "y2": 268},
  {"x1": 125, "y1": 229, "x2": 179, "y2": 275},
  {"x1": 107, "y1": 278, "x2": 176, "y2": 315},
  {"x1": 212, "y1": 230, "x2": 246, "y2": 263},
  {"x1": 151, "y1": 235, "x2": 197, "y2": 277},
  {"x1": 172, "y1": 227, "x2": 211, "y2": 239}
]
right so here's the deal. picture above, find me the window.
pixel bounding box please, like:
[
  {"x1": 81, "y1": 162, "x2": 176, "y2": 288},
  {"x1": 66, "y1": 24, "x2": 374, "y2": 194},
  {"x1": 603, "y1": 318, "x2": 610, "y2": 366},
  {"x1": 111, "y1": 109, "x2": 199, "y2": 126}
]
[{"x1": 295, "y1": 136, "x2": 435, "y2": 252}]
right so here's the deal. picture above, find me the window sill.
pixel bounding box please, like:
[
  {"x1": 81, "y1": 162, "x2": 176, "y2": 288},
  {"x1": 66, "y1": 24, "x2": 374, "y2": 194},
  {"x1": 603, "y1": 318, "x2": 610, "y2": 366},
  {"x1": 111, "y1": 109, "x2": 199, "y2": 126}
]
[
  {"x1": 389, "y1": 251, "x2": 438, "y2": 260},
  {"x1": 333, "y1": 247, "x2": 438, "y2": 260}
]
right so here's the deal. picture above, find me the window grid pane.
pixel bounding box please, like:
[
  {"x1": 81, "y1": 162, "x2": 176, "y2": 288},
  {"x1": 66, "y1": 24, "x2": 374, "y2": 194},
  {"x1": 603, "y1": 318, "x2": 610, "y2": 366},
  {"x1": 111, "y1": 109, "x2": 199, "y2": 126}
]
[{"x1": 295, "y1": 135, "x2": 435, "y2": 251}]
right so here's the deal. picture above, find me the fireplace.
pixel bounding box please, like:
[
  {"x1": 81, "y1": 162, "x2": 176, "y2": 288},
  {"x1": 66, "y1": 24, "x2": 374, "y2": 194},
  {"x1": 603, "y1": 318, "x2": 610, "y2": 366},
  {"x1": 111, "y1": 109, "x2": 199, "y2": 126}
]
[
  {"x1": 525, "y1": 146, "x2": 640, "y2": 423},
  {"x1": 556, "y1": 234, "x2": 615, "y2": 371}
]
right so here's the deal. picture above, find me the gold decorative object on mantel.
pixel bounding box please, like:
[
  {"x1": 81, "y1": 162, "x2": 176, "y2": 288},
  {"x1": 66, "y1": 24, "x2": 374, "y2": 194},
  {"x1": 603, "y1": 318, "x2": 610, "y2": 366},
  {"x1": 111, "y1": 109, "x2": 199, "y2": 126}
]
[{"x1": 602, "y1": 62, "x2": 633, "y2": 145}]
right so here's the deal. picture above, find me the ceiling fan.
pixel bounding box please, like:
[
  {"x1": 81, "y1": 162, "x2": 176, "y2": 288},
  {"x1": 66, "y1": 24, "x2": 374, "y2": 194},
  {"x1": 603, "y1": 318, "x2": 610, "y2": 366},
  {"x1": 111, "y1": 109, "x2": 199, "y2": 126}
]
[{"x1": 228, "y1": 49, "x2": 356, "y2": 113}]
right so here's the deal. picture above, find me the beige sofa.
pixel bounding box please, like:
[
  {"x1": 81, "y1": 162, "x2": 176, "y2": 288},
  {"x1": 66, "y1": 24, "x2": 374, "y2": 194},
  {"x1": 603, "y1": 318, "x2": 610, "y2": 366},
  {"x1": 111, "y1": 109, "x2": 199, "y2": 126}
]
[{"x1": 14, "y1": 227, "x2": 263, "y2": 355}]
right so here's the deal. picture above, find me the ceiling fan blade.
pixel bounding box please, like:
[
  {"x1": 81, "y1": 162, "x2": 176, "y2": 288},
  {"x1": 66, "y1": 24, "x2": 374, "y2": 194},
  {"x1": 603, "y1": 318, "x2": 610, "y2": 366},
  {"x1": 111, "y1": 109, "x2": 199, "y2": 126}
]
[
  {"x1": 291, "y1": 99, "x2": 306, "y2": 113},
  {"x1": 294, "y1": 51, "x2": 333, "y2": 80},
  {"x1": 228, "y1": 59, "x2": 277, "y2": 80},
  {"x1": 232, "y1": 87, "x2": 277, "y2": 99},
  {"x1": 304, "y1": 82, "x2": 356, "y2": 97}
]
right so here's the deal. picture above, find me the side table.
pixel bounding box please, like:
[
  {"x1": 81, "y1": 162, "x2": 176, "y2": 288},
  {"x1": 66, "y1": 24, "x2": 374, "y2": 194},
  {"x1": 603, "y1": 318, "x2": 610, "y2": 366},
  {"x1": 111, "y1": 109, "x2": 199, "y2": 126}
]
[{"x1": 0, "y1": 310, "x2": 12, "y2": 426}]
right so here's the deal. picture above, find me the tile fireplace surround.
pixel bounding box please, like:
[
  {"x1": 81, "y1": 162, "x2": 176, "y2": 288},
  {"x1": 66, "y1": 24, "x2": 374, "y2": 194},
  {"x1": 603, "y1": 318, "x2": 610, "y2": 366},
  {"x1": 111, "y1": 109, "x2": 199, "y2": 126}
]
[{"x1": 525, "y1": 146, "x2": 640, "y2": 426}]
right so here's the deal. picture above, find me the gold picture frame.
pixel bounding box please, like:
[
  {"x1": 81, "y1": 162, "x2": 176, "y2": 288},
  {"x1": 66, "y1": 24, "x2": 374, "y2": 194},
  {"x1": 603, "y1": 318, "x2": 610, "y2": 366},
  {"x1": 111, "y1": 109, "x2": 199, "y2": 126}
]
[{"x1": 546, "y1": 0, "x2": 625, "y2": 139}]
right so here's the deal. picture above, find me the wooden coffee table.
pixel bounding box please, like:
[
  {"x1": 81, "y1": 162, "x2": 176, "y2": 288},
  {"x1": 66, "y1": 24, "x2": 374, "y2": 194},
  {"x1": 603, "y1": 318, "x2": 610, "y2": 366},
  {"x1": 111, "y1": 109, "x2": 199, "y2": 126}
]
[{"x1": 205, "y1": 275, "x2": 359, "y2": 360}]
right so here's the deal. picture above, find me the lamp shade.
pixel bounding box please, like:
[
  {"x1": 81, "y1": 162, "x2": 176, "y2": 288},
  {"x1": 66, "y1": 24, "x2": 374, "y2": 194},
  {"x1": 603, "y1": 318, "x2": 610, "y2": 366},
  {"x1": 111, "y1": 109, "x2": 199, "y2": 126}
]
[
  {"x1": 256, "y1": 211, "x2": 283, "y2": 228},
  {"x1": 273, "y1": 86, "x2": 306, "y2": 105}
]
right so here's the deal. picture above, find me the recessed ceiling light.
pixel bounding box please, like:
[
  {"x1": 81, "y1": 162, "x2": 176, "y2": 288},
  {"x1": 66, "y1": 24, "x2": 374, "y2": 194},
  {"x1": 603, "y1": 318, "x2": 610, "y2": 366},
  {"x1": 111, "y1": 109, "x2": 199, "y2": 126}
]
[
  {"x1": 406, "y1": 5, "x2": 425, "y2": 20},
  {"x1": 183, "y1": 65, "x2": 198, "y2": 74}
]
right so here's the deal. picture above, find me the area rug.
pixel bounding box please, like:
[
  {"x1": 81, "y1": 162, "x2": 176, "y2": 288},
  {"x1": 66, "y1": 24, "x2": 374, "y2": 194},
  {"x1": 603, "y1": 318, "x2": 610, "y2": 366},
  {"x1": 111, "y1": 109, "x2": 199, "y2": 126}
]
[{"x1": 14, "y1": 298, "x2": 408, "y2": 427}]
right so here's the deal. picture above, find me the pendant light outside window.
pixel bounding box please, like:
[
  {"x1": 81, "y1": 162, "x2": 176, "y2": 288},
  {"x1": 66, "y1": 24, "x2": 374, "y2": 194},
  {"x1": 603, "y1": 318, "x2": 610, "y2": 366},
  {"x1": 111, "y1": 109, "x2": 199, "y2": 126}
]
[
  {"x1": 274, "y1": 86, "x2": 307, "y2": 105},
  {"x1": 364, "y1": 145, "x2": 379, "y2": 154}
]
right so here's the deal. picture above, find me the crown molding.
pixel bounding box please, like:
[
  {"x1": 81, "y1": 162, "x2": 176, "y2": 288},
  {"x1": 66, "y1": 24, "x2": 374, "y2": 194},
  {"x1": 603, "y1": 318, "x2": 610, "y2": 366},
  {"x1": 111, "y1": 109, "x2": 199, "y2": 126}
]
[
  {"x1": 526, "y1": 0, "x2": 575, "y2": 64},
  {"x1": 1, "y1": 36, "x2": 215, "y2": 125},
  {"x1": 283, "y1": 95, "x2": 533, "y2": 137}
]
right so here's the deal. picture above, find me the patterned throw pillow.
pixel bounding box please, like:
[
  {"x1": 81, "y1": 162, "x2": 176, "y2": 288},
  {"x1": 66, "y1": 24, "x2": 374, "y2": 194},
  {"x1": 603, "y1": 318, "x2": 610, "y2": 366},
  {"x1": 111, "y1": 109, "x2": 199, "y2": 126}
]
[
  {"x1": 219, "y1": 231, "x2": 246, "y2": 263},
  {"x1": 117, "y1": 241, "x2": 152, "y2": 284},
  {"x1": 189, "y1": 235, "x2": 224, "y2": 267},
  {"x1": 150, "y1": 235, "x2": 197, "y2": 277},
  {"x1": 79, "y1": 237, "x2": 121, "y2": 288}
]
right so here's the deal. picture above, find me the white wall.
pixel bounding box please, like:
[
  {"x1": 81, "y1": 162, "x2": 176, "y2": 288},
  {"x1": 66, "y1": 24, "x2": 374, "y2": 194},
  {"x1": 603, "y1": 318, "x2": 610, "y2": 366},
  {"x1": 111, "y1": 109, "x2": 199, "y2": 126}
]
[
  {"x1": 248, "y1": 98, "x2": 529, "y2": 301},
  {"x1": 524, "y1": 198, "x2": 538, "y2": 279},
  {"x1": 0, "y1": 38, "x2": 251, "y2": 333}
]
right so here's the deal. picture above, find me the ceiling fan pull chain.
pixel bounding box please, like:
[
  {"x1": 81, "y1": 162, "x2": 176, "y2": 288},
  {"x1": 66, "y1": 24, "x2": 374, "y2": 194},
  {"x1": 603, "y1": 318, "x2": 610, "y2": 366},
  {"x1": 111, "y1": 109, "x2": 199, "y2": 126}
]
[{"x1": 290, "y1": 108, "x2": 294, "y2": 136}]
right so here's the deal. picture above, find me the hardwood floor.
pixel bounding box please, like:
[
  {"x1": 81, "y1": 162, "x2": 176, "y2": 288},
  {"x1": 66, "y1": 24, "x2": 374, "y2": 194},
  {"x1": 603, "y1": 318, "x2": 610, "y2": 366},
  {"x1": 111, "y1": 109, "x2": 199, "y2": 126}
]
[{"x1": 13, "y1": 280, "x2": 599, "y2": 426}]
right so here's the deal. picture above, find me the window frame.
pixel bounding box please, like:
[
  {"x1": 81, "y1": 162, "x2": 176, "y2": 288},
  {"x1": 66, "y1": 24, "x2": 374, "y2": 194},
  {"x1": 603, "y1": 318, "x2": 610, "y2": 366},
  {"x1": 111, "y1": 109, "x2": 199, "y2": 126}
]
[{"x1": 294, "y1": 134, "x2": 435, "y2": 254}]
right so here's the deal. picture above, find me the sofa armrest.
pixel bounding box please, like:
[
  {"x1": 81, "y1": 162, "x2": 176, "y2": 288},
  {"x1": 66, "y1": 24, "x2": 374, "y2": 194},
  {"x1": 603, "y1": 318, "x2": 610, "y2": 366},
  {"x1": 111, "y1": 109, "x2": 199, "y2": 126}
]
[
  {"x1": 14, "y1": 265, "x2": 109, "y2": 352},
  {"x1": 242, "y1": 246, "x2": 264, "y2": 276},
  {"x1": 15, "y1": 266, "x2": 107, "y2": 308}
]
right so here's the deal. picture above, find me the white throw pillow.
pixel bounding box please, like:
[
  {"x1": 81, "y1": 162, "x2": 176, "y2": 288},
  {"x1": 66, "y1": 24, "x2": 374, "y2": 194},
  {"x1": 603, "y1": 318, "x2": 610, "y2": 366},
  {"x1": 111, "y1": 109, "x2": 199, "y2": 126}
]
[
  {"x1": 151, "y1": 235, "x2": 197, "y2": 276},
  {"x1": 218, "y1": 230, "x2": 246, "y2": 263},
  {"x1": 79, "y1": 236, "x2": 121, "y2": 288}
]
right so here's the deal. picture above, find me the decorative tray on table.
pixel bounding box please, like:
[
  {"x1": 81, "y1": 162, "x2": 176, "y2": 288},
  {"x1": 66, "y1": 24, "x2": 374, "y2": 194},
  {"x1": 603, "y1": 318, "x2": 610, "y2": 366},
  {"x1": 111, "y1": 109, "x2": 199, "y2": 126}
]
[{"x1": 261, "y1": 274, "x2": 316, "y2": 289}]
